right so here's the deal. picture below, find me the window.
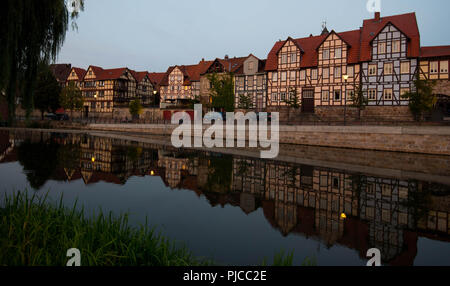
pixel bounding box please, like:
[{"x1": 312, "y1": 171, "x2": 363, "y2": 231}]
[
  {"x1": 248, "y1": 76, "x2": 254, "y2": 88},
  {"x1": 281, "y1": 54, "x2": 288, "y2": 64},
  {"x1": 401, "y1": 62, "x2": 410, "y2": 74},
  {"x1": 392, "y1": 40, "x2": 401, "y2": 53},
  {"x1": 347, "y1": 90, "x2": 354, "y2": 100},
  {"x1": 107, "y1": 102, "x2": 110, "y2": 108},
  {"x1": 383, "y1": 89, "x2": 393, "y2": 100},
  {"x1": 101, "y1": 102, "x2": 104, "y2": 109},
  {"x1": 271, "y1": 93, "x2": 278, "y2": 101},
  {"x1": 347, "y1": 66, "x2": 354, "y2": 77},
  {"x1": 322, "y1": 90, "x2": 329, "y2": 101},
  {"x1": 237, "y1": 77, "x2": 244, "y2": 88},
  {"x1": 384, "y1": 63, "x2": 393, "y2": 75},
  {"x1": 334, "y1": 67, "x2": 341, "y2": 78},
  {"x1": 311, "y1": 69, "x2": 318, "y2": 80},
  {"x1": 334, "y1": 90, "x2": 341, "y2": 101},
  {"x1": 290, "y1": 53, "x2": 297, "y2": 63},
  {"x1": 378, "y1": 42, "x2": 386, "y2": 54},
  {"x1": 323, "y1": 49, "x2": 330, "y2": 60},
  {"x1": 335, "y1": 48, "x2": 342, "y2": 59},
  {"x1": 248, "y1": 62, "x2": 254, "y2": 71},
  {"x1": 280, "y1": 92, "x2": 286, "y2": 101},
  {"x1": 290, "y1": 71, "x2": 296, "y2": 81},
  {"x1": 440, "y1": 61, "x2": 449, "y2": 73},
  {"x1": 300, "y1": 70, "x2": 306, "y2": 80},
  {"x1": 289, "y1": 90, "x2": 296, "y2": 100},
  {"x1": 281, "y1": 72, "x2": 287, "y2": 81},
  {"x1": 430, "y1": 61, "x2": 439, "y2": 74},
  {"x1": 272, "y1": 72, "x2": 278, "y2": 82},
  {"x1": 323, "y1": 68, "x2": 329, "y2": 79},
  {"x1": 369, "y1": 65, "x2": 377, "y2": 76},
  {"x1": 368, "y1": 89, "x2": 377, "y2": 101},
  {"x1": 257, "y1": 76, "x2": 263, "y2": 87}
]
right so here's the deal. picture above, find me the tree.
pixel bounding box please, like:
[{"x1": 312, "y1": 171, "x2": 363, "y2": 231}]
[
  {"x1": 129, "y1": 99, "x2": 143, "y2": 120},
  {"x1": 350, "y1": 85, "x2": 368, "y2": 120},
  {"x1": 207, "y1": 72, "x2": 235, "y2": 112},
  {"x1": 34, "y1": 63, "x2": 61, "y2": 120},
  {"x1": 0, "y1": 0, "x2": 84, "y2": 125},
  {"x1": 60, "y1": 81, "x2": 84, "y2": 119},
  {"x1": 283, "y1": 87, "x2": 301, "y2": 121},
  {"x1": 402, "y1": 74, "x2": 437, "y2": 121},
  {"x1": 238, "y1": 94, "x2": 253, "y2": 110}
]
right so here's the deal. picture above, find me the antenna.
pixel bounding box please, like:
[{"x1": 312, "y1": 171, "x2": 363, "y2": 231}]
[{"x1": 322, "y1": 20, "x2": 327, "y2": 31}]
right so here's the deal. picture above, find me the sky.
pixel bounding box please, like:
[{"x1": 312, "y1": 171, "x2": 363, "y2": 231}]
[{"x1": 56, "y1": 0, "x2": 450, "y2": 73}]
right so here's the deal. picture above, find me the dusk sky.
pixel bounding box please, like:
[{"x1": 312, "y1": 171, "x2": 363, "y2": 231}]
[{"x1": 56, "y1": 0, "x2": 450, "y2": 73}]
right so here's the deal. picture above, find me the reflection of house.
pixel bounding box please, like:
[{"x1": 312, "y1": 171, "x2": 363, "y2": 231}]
[{"x1": 157, "y1": 150, "x2": 198, "y2": 189}]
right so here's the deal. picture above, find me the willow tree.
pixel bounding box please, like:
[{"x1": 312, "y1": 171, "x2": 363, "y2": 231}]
[{"x1": 0, "y1": 0, "x2": 84, "y2": 125}]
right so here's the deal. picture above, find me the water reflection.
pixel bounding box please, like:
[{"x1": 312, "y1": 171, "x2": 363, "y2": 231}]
[{"x1": 0, "y1": 130, "x2": 449, "y2": 266}]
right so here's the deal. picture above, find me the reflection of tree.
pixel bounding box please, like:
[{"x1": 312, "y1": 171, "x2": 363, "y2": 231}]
[
  {"x1": 206, "y1": 155, "x2": 233, "y2": 193},
  {"x1": 127, "y1": 146, "x2": 143, "y2": 163},
  {"x1": 57, "y1": 143, "x2": 81, "y2": 171},
  {"x1": 403, "y1": 181, "x2": 433, "y2": 228},
  {"x1": 17, "y1": 140, "x2": 60, "y2": 190}
]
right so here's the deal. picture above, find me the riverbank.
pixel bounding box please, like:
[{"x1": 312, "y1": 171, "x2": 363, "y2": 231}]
[
  {"x1": 7, "y1": 122, "x2": 450, "y2": 156},
  {"x1": 0, "y1": 191, "x2": 301, "y2": 266}
]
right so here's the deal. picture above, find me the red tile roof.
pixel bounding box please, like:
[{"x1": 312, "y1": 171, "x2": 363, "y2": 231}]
[
  {"x1": 130, "y1": 71, "x2": 149, "y2": 83},
  {"x1": 420, "y1": 46, "x2": 450, "y2": 58},
  {"x1": 360, "y1": 12, "x2": 420, "y2": 61},
  {"x1": 234, "y1": 54, "x2": 267, "y2": 74},
  {"x1": 68, "y1": 67, "x2": 87, "y2": 81},
  {"x1": 147, "y1": 72, "x2": 166, "y2": 86},
  {"x1": 160, "y1": 59, "x2": 214, "y2": 86},
  {"x1": 265, "y1": 12, "x2": 420, "y2": 71}
]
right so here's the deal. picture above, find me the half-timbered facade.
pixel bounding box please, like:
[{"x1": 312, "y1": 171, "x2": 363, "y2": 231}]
[
  {"x1": 66, "y1": 67, "x2": 86, "y2": 88},
  {"x1": 200, "y1": 56, "x2": 246, "y2": 108},
  {"x1": 81, "y1": 66, "x2": 137, "y2": 117},
  {"x1": 132, "y1": 71, "x2": 156, "y2": 106},
  {"x1": 234, "y1": 55, "x2": 267, "y2": 111},
  {"x1": 159, "y1": 66, "x2": 193, "y2": 108},
  {"x1": 419, "y1": 46, "x2": 450, "y2": 118},
  {"x1": 312, "y1": 30, "x2": 361, "y2": 109},
  {"x1": 360, "y1": 13, "x2": 420, "y2": 106}
]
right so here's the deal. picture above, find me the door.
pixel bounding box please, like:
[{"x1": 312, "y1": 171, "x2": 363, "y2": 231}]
[
  {"x1": 302, "y1": 89, "x2": 315, "y2": 113},
  {"x1": 84, "y1": 106, "x2": 89, "y2": 118}
]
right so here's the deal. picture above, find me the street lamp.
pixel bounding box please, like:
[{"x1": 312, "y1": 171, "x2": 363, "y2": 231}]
[{"x1": 343, "y1": 75, "x2": 349, "y2": 126}]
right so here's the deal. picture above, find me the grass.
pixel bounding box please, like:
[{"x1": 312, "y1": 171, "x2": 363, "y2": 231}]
[
  {"x1": 0, "y1": 191, "x2": 314, "y2": 266},
  {"x1": 0, "y1": 191, "x2": 211, "y2": 266}
]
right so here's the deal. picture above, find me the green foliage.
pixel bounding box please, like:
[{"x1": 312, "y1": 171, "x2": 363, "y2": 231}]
[
  {"x1": 207, "y1": 73, "x2": 235, "y2": 112},
  {"x1": 129, "y1": 99, "x2": 143, "y2": 117},
  {"x1": 350, "y1": 85, "x2": 368, "y2": 110},
  {"x1": 0, "y1": 191, "x2": 211, "y2": 266},
  {"x1": 402, "y1": 74, "x2": 437, "y2": 121},
  {"x1": 187, "y1": 95, "x2": 201, "y2": 109},
  {"x1": 0, "y1": 0, "x2": 84, "y2": 125},
  {"x1": 283, "y1": 88, "x2": 301, "y2": 109},
  {"x1": 238, "y1": 94, "x2": 253, "y2": 109},
  {"x1": 60, "y1": 81, "x2": 84, "y2": 117},
  {"x1": 34, "y1": 63, "x2": 62, "y2": 119}
]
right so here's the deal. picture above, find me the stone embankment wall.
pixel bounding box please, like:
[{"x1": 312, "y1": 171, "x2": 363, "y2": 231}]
[{"x1": 87, "y1": 124, "x2": 450, "y2": 156}]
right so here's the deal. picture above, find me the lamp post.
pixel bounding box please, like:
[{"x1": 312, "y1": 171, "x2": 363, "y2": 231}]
[
  {"x1": 93, "y1": 93, "x2": 97, "y2": 123},
  {"x1": 343, "y1": 75, "x2": 349, "y2": 126},
  {"x1": 153, "y1": 90, "x2": 158, "y2": 123}
]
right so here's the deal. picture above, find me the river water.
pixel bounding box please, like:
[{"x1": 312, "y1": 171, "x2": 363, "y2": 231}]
[{"x1": 0, "y1": 129, "x2": 449, "y2": 266}]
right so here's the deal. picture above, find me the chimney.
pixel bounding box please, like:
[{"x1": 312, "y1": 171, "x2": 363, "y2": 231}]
[
  {"x1": 375, "y1": 12, "x2": 380, "y2": 21},
  {"x1": 224, "y1": 55, "x2": 229, "y2": 60}
]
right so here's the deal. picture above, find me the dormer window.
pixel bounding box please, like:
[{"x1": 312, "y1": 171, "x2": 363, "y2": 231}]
[
  {"x1": 248, "y1": 62, "x2": 254, "y2": 71},
  {"x1": 281, "y1": 54, "x2": 288, "y2": 64},
  {"x1": 392, "y1": 40, "x2": 401, "y2": 53}
]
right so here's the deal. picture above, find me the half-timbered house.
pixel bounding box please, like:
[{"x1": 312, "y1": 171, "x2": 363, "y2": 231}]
[
  {"x1": 419, "y1": 46, "x2": 450, "y2": 119},
  {"x1": 234, "y1": 54, "x2": 267, "y2": 111},
  {"x1": 131, "y1": 71, "x2": 156, "y2": 106},
  {"x1": 360, "y1": 12, "x2": 420, "y2": 107}
]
